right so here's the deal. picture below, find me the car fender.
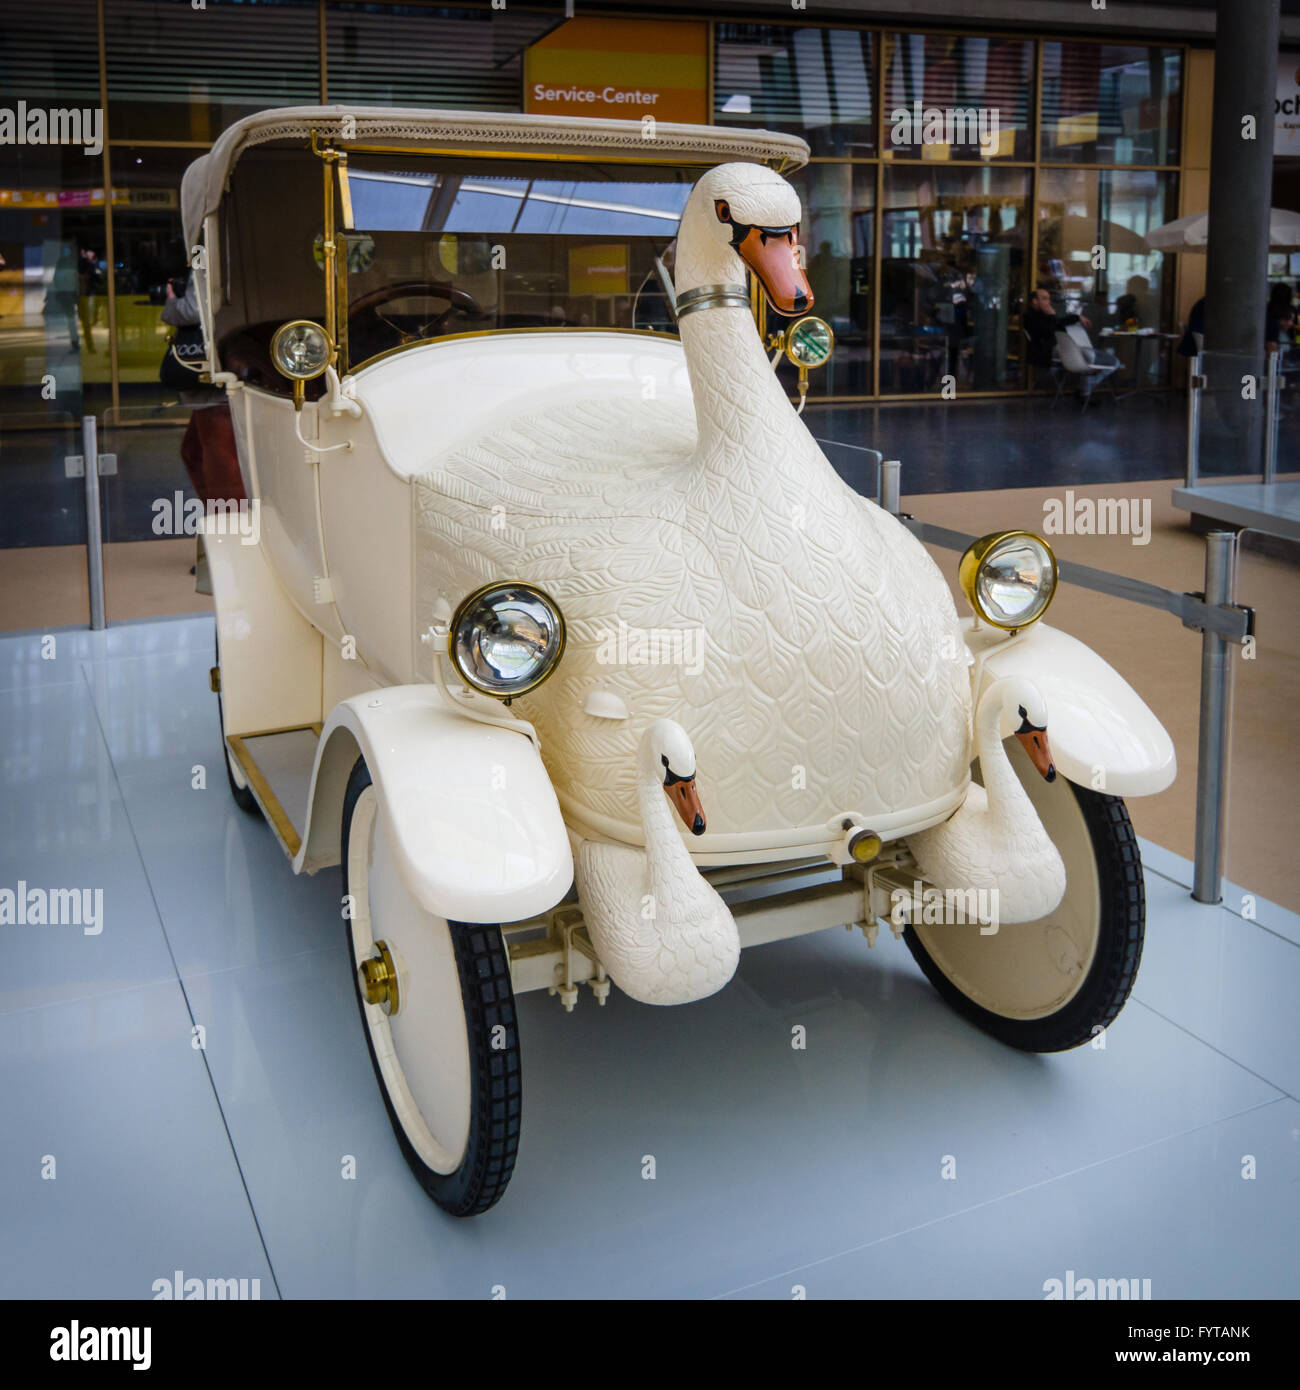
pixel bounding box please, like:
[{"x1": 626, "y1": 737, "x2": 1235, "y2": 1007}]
[
  {"x1": 295, "y1": 685, "x2": 573, "y2": 924},
  {"x1": 970, "y1": 621, "x2": 1177, "y2": 797}
]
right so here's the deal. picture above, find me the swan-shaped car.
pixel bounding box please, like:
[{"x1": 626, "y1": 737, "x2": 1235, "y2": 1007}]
[{"x1": 184, "y1": 107, "x2": 1177, "y2": 1215}]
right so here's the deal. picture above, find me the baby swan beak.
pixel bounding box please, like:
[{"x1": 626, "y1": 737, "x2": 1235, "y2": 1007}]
[
  {"x1": 664, "y1": 773, "x2": 707, "y2": 836},
  {"x1": 1014, "y1": 709, "x2": 1057, "y2": 783}
]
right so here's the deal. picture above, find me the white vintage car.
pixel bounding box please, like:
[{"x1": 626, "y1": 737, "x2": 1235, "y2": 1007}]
[{"x1": 183, "y1": 106, "x2": 1176, "y2": 1215}]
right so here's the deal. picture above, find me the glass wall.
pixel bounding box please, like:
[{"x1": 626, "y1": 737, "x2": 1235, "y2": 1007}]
[
  {"x1": 1040, "y1": 42, "x2": 1182, "y2": 166},
  {"x1": 882, "y1": 32, "x2": 1033, "y2": 161},
  {"x1": 0, "y1": 10, "x2": 1194, "y2": 502},
  {"x1": 714, "y1": 24, "x2": 1185, "y2": 398},
  {"x1": 0, "y1": 0, "x2": 103, "y2": 630},
  {"x1": 881, "y1": 166, "x2": 1028, "y2": 393},
  {"x1": 1035, "y1": 167, "x2": 1179, "y2": 384},
  {"x1": 712, "y1": 23, "x2": 874, "y2": 158}
]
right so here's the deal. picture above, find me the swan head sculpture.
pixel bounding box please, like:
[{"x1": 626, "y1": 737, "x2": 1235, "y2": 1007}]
[
  {"x1": 1000, "y1": 679, "x2": 1057, "y2": 783},
  {"x1": 675, "y1": 162, "x2": 813, "y2": 315},
  {"x1": 640, "y1": 718, "x2": 707, "y2": 836}
]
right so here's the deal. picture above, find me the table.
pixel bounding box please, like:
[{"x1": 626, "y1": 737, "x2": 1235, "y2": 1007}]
[{"x1": 1101, "y1": 330, "x2": 1179, "y2": 401}]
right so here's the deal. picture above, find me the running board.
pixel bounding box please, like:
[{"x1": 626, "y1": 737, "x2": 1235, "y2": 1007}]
[{"x1": 226, "y1": 724, "x2": 322, "y2": 859}]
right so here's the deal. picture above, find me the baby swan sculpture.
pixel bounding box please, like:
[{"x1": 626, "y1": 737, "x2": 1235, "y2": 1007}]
[
  {"x1": 576, "y1": 720, "x2": 740, "y2": 1006},
  {"x1": 908, "y1": 678, "x2": 1067, "y2": 926}
]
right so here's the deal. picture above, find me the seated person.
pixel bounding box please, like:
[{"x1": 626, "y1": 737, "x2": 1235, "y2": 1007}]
[{"x1": 1022, "y1": 287, "x2": 1092, "y2": 388}]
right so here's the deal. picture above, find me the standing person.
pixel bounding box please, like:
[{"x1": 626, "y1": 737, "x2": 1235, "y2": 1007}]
[
  {"x1": 1178, "y1": 296, "x2": 1206, "y2": 358},
  {"x1": 1265, "y1": 282, "x2": 1294, "y2": 354},
  {"x1": 161, "y1": 275, "x2": 243, "y2": 594}
]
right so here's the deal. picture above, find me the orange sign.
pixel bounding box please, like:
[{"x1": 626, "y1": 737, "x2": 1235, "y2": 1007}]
[{"x1": 525, "y1": 18, "x2": 708, "y2": 125}]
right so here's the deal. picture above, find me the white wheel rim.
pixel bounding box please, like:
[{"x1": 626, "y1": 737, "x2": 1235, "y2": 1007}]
[
  {"x1": 348, "y1": 786, "x2": 472, "y2": 1174},
  {"x1": 914, "y1": 738, "x2": 1103, "y2": 1021}
]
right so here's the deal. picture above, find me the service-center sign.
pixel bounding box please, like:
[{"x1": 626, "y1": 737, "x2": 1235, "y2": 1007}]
[
  {"x1": 525, "y1": 18, "x2": 708, "y2": 124},
  {"x1": 1277, "y1": 57, "x2": 1300, "y2": 154}
]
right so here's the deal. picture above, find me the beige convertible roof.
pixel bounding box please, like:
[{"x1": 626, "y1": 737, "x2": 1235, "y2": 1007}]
[{"x1": 180, "y1": 105, "x2": 810, "y2": 247}]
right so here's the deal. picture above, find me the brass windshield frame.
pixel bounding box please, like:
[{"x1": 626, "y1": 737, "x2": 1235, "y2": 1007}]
[{"x1": 307, "y1": 136, "x2": 781, "y2": 375}]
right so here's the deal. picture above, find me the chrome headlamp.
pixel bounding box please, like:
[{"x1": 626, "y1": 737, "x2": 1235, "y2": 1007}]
[
  {"x1": 958, "y1": 531, "x2": 1058, "y2": 631},
  {"x1": 449, "y1": 583, "x2": 565, "y2": 699}
]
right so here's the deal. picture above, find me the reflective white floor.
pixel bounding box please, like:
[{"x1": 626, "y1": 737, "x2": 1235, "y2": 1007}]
[{"x1": 2, "y1": 615, "x2": 1297, "y2": 1300}]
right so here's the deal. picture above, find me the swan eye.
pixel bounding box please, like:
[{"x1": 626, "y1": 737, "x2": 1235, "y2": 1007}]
[{"x1": 714, "y1": 200, "x2": 731, "y2": 223}]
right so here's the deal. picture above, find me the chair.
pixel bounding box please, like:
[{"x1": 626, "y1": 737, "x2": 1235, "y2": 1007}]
[
  {"x1": 1054, "y1": 328, "x2": 1119, "y2": 411},
  {"x1": 1022, "y1": 324, "x2": 1062, "y2": 396}
]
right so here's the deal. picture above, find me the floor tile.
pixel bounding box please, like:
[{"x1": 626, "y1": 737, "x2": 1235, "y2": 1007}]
[
  {"x1": 1134, "y1": 872, "x2": 1300, "y2": 1100},
  {"x1": 0, "y1": 980, "x2": 276, "y2": 1299},
  {"x1": 723, "y1": 1098, "x2": 1300, "y2": 1300}
]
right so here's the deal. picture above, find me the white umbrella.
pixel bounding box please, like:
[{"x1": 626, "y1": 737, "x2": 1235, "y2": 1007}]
[{"x1": 1145, "y1": 207, "x2": 1300, "y2": 252}]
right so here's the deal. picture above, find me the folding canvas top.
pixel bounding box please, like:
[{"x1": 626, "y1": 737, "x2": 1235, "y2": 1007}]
[{"x1": 180, "y1": 104, "x2": 810, "y2": 247}]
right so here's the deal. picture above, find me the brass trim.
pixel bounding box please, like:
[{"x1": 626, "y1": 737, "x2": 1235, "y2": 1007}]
[
  {"x1": 360, "y1": 940, "x2": 400, "y2": 1015},
  {"x1": 270, "y1": 319, "x2": 334, "y2": 381},
  {"x1": 958, "y1": 530, "x2": 1059, "y2": 632},
  {"x1": 337, "y1": 153, "x2": 354, "y2": 231},
  {"x1": 784, "y1": 315, "x2": 835, "y2": 369},
  {"x1": 449, "y1": 581, "x2": 567, "y2": 700},
  {"x1": 224, "y1": 721, "x2": 324, "y2": 859},
  {"x1": 226, "y1": 728, "x2": 310, "y2": 856}
]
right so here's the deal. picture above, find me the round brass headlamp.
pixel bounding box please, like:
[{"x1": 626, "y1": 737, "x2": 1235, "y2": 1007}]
[
  {"x1": 449, "y1": 582, "x2": 566, "y2": 699},
  {"x1": 783, "y1": 315, "x2": 835, "y2": 369},
  {"x1": 270, "y1": 319, "x2": 333, "y2": 381},
  {"x1": 958, "y1": 530, "x2": 1058, "y2": 631}
]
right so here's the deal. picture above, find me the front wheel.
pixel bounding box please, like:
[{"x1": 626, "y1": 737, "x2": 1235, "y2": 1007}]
[
  {"x1": 903, "y1": 737, "x2": 1144, "y2": 1053},
  {"x1": 342, "y1": 757, "x2": 521, "y2": 1215}
]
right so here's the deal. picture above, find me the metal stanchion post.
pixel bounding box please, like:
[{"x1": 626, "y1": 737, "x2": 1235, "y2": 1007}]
[
  {"x1": 1191, "y1": 529, "x2": 1237, "y2": 904},
  {"x1": 82, "y1": 414, "x2": 106, "y2": 631},
  {"x1": 1264, "y1": 350, "x2": 1280, "y2": 483},
  {"x1": 880, "y1": 458, "x2": 901, "y2": 516},
  {"x1": 1185, "y1": 352, "x2": 1202, "y2": 487}
]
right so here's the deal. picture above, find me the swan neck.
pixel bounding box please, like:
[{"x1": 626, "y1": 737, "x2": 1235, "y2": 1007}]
[
  {"x1": 637, "y1": 768, "x2": 696, "y2": 910},
  {"x1": 976, "y1": 691, "x2": 1025, "y2": 804},
  {"x1": 678, "y1": 306, "x2": 798, "y2": 458}
]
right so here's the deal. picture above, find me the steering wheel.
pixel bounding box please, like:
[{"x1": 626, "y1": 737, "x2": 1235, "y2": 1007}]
[{"x1": 347, "y1": 280, "x2": 485, "y2": 344}]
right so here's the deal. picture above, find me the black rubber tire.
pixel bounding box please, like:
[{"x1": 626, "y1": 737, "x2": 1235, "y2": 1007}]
[
  {"x1": 903, "y1": 781, "x2": 1145, "y2": 1053},
  {"x1": 341, "y1": 757, "x2": 522, "y2": 1216},
  {"x1": 213, "y1": 635, "x2": 259, "y2": 816}
]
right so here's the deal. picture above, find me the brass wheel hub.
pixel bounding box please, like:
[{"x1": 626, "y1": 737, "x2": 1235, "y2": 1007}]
[{"x1": 359, "y1": 939, "x2": 400, "y2": 1015}]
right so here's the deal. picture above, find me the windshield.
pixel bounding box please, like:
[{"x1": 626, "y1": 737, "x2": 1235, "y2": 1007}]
[{"x1": 338, "y1": 155, "x2": 691, "y2": 368}]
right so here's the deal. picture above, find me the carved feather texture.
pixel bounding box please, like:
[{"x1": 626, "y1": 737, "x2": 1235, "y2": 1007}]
[{"x1": 412, "y1": 164, "x2": 975, "y2": 848}]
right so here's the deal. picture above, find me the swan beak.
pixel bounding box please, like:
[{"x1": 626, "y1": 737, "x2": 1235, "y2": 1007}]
[
  {"x1": 735, "y1": 224, "x2": 813, "y2": 316},
  {"x1": 1016, "y1": 728, "x2": 1057, "y2": 782},
  {"x1": 665, "y1": 777, "x2": 707, "y2": 836}
]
